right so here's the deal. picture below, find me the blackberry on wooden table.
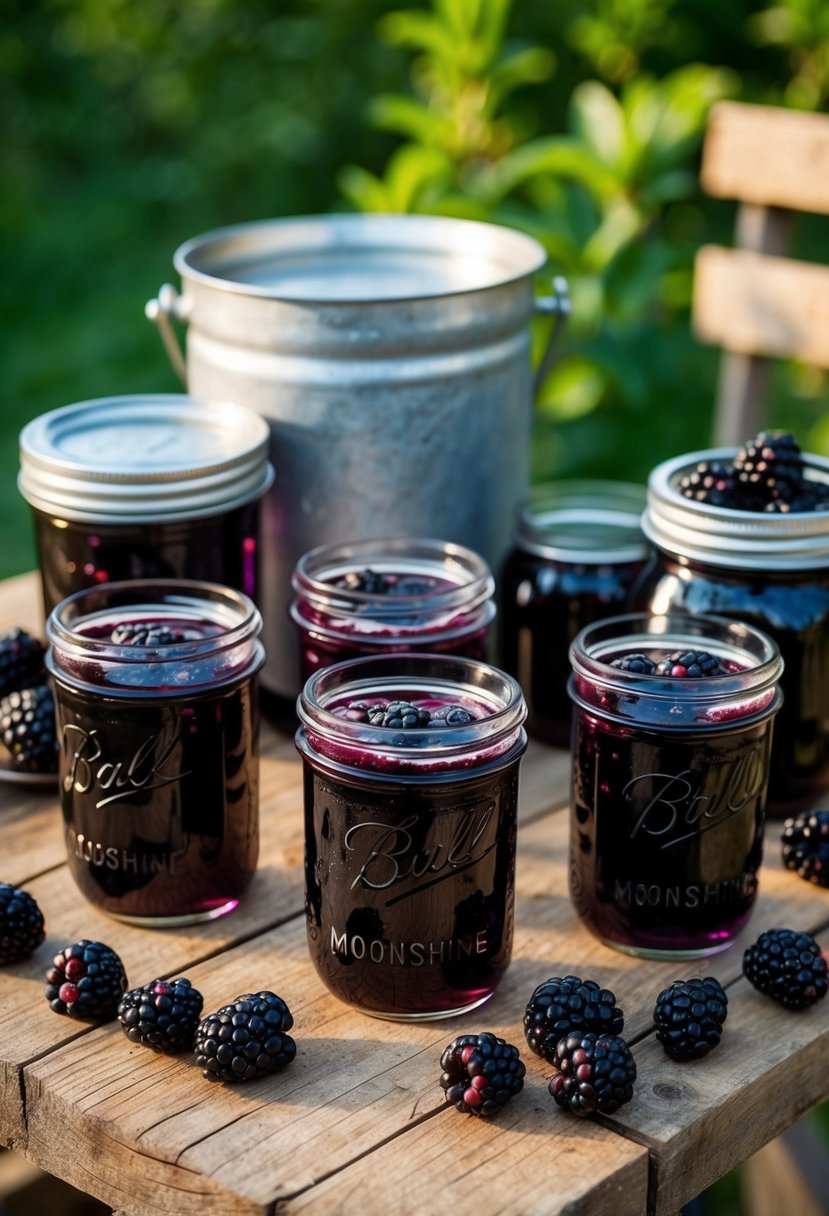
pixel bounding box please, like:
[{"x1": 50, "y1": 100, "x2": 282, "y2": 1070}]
[
  {"x1": 548, "y1": 1031, "x2": 636, "y2": 1116},
  {"x1": 439, "y1": 1031, "x2": 525, "y2": 1117},
  {"x1": 653, "y1": 977, "x2": 728, "y2": 1061},
  {"x1": 781, "y1": 810, "x2": 829, "y2": 888},
  {"x1": 0, "y1": 882, "x2": 45, "y2": 964},
  {"x1": 195, "y1": 991, "x2": 296, "y2": 1082},
  {"x1": 743, "y1": 928, "x2": 828, "y2": 1010},
  {"x1": 45, "y1": 940, "x2": 128, "y2": 1021},
  {"x1": 0, "y1": 627, "x2": 46, "y2": 698},
  {"x1": 0, "y1": 684, "x2": 58, "y2": 773},
  {"x1": 118, "y1": 977, "x2": 204, "y2": 1053},
  {"x1": 523, "y1": 975, "x2": 624, "y2": 1062}
]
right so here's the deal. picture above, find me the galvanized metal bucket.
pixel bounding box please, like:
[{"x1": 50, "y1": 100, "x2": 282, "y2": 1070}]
[{"x1": 147, "y1": 214, "x2": 567, "y2": 698}]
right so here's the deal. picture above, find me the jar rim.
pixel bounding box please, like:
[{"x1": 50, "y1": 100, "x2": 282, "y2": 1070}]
[
  {"x1": 291, "y1": 536, "x2": 495, "y2": 623},
  {"x1": 514, "y1": 479, "x2": 647, "y2": 563},
  {"x1": 644, "y1": 448, "x2": 829, "y2": 570},
  {"x1": 46, "y1": 578, "x2": 264, "y2": 696},
  {"x1": 296, "y1": 652, "x2": 526, "y2": 772}
]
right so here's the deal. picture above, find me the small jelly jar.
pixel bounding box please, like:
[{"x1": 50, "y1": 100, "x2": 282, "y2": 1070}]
[
  {"x1": 46, "y1": 579, "x2": 265, "y2": 926},
  {"x1": 499, "y1": 481, "x2": 648, "y2": 747},
  {"x1": 290, "y1": 536, "x2": 496, "y2": 681},
  {"x1": 19, "y1": 395, "x2": 274, "y2": 618},
  {"x1": 568, "y1": 612, "x2": 783, "y2": 959},
  {"x1": 296, "y1": 653, "x2": 527, "y2": 1019},
  {"x1": 633, "y1": 448, "x2": 829, "y2": 813}
]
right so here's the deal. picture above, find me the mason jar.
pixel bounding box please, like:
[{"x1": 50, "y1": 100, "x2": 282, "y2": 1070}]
[
  {"x1": 290, "y1": 536, "x2": 496, "y2": 681},
  {"x1": 46, "y1": 579, "x2": 265, "y2": 925},
  {"x1": 568, "y1": 612, "x2": 783, "y2": 959},
  {"x1": 632, "y1": 448, "x2": 829, "y2": 813},
  {"x1": 19, "y1": 395, "x2": 274, "y2": 618},
  {"x1": 296, "y1": 653, "x2": 527, "y2": 1020},
  {"x1": 499, "y1": 481, "x2": 648, "y2": 747}
]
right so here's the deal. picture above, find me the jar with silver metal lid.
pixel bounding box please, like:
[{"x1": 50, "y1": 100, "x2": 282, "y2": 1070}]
[
  {"x1": 498, "y1": 481, "x2": 648, "y2": 747},
  {"x1": 632, "y1": 447, "x2": 829, "y2": 814},
  {"x1": 18, "y1": 395, "x2": 274, "y2": 618}
]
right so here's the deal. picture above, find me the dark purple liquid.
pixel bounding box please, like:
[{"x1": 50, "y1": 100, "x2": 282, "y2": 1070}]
[
  {"x1": 299, "y1": 626, "x2": 489, "y2": 683},
  {"x1": 570, "y1": 704, "x2": 772, "y2": 955},
  {"x1": 52, "y1": 612, "x2": 260, "y2": 923},
  {"x1": 631, "y1": 554, "x2": 829, "y2": 813},
  {"x1": 34, "y1": 502, "x2": 261, "y2": 618},
  {"x1": 303, "y1": 758, "x2": 518, "y2": 1017},
  {"x1": 500, "y1": 547, "x2": 644, "y2": 746}
]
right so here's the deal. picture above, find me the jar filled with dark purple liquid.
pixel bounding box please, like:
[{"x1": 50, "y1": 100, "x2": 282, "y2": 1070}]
[
  {"x1": 19, "y1": 395, "x2": 273, "y2": 618},
  {"x1": 633, "y1": 448, "x2": 829, "y2": 814},
  {"x1": 499, "y1": 481, "x2": 648, "y2": 747},
  {"x1": 290, "y1": 537, "x2": 495, "y2": 682},
  {"x1": 568, "y1": 613, "x2": 782, "y2": 958},
  {"x1": 296, "y1": 654, "x2": 527, "y2": 1019},
  {"x1": 47, "y1": 579, "x2": 265, "y2": 925}
]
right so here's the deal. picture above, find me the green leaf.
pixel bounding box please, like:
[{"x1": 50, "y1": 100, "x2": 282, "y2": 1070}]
[
  {"x1": 337, "y1": 165, "x2": 393, "y2": 212},
  {"x1": 536, "y1": 354, "x2": 608, "y2": 420},
  {"x1": 369, "y1": 93, "x2": 449, "y2": 145},
  {"x1": 570, "y1": 81, "x2": 626, "y2": 166}
]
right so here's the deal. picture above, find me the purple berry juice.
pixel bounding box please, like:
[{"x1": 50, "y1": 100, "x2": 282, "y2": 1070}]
[
  {"x1": 290, "y1": 537, "x2": 496, "y2": 681},
  {"x1": 46, "y1": 580, "x2": 265, "y2": 925},
  {"x1": 296, "y1": 654, "x2": 527, "y2": 1019},
  {"x1": 568, "y1": 613, "x2": 783, "y2": 958}
]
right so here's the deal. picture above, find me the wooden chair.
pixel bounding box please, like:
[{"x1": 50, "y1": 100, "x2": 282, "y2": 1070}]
[{"x1": 693, "y1": 100, "x2": 829, "y2": 445}]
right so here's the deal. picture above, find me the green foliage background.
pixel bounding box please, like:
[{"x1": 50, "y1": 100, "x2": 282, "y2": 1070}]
[{"x1": 3, "y1": 0, "x2": 829, "y2": 587}]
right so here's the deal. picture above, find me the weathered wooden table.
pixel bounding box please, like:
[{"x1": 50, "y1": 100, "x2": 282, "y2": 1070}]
[{"x1": 0, "y1": 571, "x2": 827, "y2": 1216}]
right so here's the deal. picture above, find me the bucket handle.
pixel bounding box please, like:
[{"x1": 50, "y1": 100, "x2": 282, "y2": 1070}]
[
  {"x1": 145, "y1": 284, "x2": 190, "y2": 386},
  {"x1": 147, "y1": 274, "x2": 571, "y2": 395},
  {"x1": 533, "y1": 275, "x2": 570, "y2": 398}
]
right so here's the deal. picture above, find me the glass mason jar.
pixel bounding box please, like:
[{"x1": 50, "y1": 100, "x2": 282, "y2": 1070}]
[
  {"x1": 499, "y1": 481, "x2": 648, "y2": 747},
  {"x1": 46, "y1": 579, "x2": 265, "y2": 926},
  {"x1": 19, "y1": 395, "x2": 274, "y2": 618},
  {"x1": 290, "y1": 536, "x2": 496, "y2": 681},
  {"x1": 568, "y1": 612, "x2": 783, "y2": 959},
  {"x1": 296, "y1": 653, "x2": 527, "y2": 1020},
  {"x1": 633, "y1": 448, "x2": 829, "y2": 814}
]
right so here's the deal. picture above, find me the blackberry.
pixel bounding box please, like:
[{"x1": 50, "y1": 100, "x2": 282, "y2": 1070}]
[
  {"x1": 743, "y1": 928, "x2": 828, "y2": 1010},
  {"x1": 337, "y1": 569, "x2": 391, "y2": 594},
  {"x1": 782, "y1": 809, "x2": 829, "y2": 888},
  {"x1": 195, "y1": 991, "x2": 296, "y2": 1082},
  {"x1": 342, "y1": 700, "x2": 372, "y2": 723},
  {"x1": 0, "y1": 882, "x2": 45, "y2": 964},
  {"x1": 367, "y1": 700, "x2": 430, "y2": 729},
  {"x1": 0, "y1": 628, "x2": 46, "y2": 698},
  {"x1": 111, "y1": 623, "x2": 198, "y2": 646},
  {"x1": 653, "y1": 976, "x2": 728, "y2": 1061},
  {"x1": 117, "y1": 977, "x2": 204, "y2": 1054},
  {"x1": 0, "y1": 684, "x2": 58, "y2": 773},
  {"x1": 387, "y1": 576, "x2": 434, "y2": 596},
  {"x1": 523, "y1": 975, "x2": 624, "y2": 1062},
  {"x1": 45, "y1": 940, "x2": 128, "y2": 1021},
  {"x1": 549, "y1": 1031, "x2": 636, "y2": 1116},
  {"x1": 439, "y1": 1032, "x2": 525, "y2": 1117},
  {"x1": 655, "y1": 650, "x2": 724, "y2": 678},
  {"x1": 677, "y1": 461, "x2": 736, "y2": 508},
  {"x1": 430, "y1": 704, "x2": 474, "y2": 726},
  {"x1": 734, "y1": 431, "x2": 804, "y2": 507},
  {"x1": 611, "y1": 653, "x2": 656, "y2": 675}
]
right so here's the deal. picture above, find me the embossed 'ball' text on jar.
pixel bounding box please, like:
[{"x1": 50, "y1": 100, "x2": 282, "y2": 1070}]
[
  {"x1": 632, "y1": 449, "x2": 829, "y2": 813},
  {"x1": 47, "y1": 579, "x2": 265, "y2": 926},
  {"x1": 568, "y1": 612, "x2": 783, "y2": 959},
  {"x1": 296, "y1": 653, "x2": 527, "y2": 1020},
  {"x1": 19, "y1": 395, "x2": 274, "y2": 620}
]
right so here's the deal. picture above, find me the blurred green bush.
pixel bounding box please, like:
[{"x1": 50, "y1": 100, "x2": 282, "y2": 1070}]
[{"x1": 2, "y1": 0, "x2": 828, "y2": 579}]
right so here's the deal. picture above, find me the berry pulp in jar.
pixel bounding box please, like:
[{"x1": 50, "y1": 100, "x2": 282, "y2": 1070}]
[
  {"x1": 290, "y1": 536, "x2": 496, "y2": 681},
  {"x1": 296, "y1": 654, "x2": 527, "y2": 1019},
  {"x1": 568, "y1": 613, "x2": 783, "y2": 958},
  {"x1": 499, "y1": 481, "x2": 647, "y2": 747},
  {"x1": 47, "y1": 580, "x2": 265, "y2": 925}
]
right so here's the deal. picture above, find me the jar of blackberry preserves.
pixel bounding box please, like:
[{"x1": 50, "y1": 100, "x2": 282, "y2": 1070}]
[
  {"x1": 47, "y1": 579, "x2": 265, "y2": 925},
  {"x1": 296, "y1": 653, "x2": 527, "y2": 1019},
  {"x1": 632, "y1": 444, "x2": 829, "y2": 814},
  {"x1": 569, "y1": 612, "x2": 783, "y2": 959},
  {"x1": 19, "y1": 395, "x2": 274, "y2": 619},
  {"x1": 290, "y1": 537, "x2": 496, "y2": 682},
  {"x1": 499, "y1": 481, "x2": 648, "y2": 747}
]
